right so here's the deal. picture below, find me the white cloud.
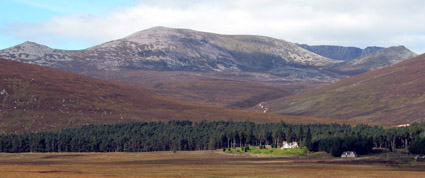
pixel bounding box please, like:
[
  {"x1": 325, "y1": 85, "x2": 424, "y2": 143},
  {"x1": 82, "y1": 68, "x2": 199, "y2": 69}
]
[{"x1": 3, "y1": 0, "x2": 425, "y2": 53}]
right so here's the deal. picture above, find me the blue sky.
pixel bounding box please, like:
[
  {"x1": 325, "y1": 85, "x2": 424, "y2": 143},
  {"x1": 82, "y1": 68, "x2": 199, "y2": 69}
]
[
  {"x1": 0, "y1": 0, "x2": 138, "y2": 49},
  {"x1": 1, "y1": 0, "x2": 424, "y2": 54}
]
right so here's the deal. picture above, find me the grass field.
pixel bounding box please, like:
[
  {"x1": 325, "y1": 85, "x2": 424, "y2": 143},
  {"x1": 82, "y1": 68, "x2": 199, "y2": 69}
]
[
  {"x1": 224, "y1": 146, "x2": 307, "y2": 156},
  {"x1": 0, "y1": 151, "x2": 424, "y2": 178}
]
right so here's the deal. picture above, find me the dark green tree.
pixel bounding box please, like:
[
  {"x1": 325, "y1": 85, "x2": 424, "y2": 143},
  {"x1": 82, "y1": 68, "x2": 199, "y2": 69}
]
[
  {"x1": 297, "y1": 125, "x2": 304, "y2": 145},
  {"x1": 286, "y1": 126, "x2": 293, "y2": 143},
  {"x1": 305, "y1": 127, "x2": 312, "y2": 149}
]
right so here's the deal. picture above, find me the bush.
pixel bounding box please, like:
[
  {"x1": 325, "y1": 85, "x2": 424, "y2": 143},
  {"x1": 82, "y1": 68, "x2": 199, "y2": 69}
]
[{"x1": 243, "y1": 146, "x2": 250, "y2": 152}]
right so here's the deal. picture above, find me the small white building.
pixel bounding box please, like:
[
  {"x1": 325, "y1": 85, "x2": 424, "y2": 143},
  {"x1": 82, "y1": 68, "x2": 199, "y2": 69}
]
[
  {"x1": 341, "y1": 151, "x2": 358, "y2": 158},
  {"x1": 281, "y1": 141, "x2": 298, "y2": 149},
  {"x1": 414, "y1": 155, "x2": 425, "y2": 160}
]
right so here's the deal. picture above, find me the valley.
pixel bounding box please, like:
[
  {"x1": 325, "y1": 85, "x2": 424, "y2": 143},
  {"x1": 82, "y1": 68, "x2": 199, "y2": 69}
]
[
  {"x1": 0, "y1": 58, "x2": 341, "y2": 134},
  {"x1": 91, "y1": 69, "x2": 318, "y2": 107}
]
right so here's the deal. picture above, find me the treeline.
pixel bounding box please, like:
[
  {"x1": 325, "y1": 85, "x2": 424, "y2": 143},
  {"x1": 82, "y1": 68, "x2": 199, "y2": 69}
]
[
  {"x1": 409, "y1": 137, "x2": 425, "y2": 154},
  {"x1": 311, "y1": 136, "x2": 373, "y2": 157},
  {"x1": 0, "y1": 120, "x2": 424, "y2": 156}
]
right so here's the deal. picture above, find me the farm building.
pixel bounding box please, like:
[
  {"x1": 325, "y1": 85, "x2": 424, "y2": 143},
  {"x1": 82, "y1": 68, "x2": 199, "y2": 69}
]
[
  {"x1": 341, "y1": 151, "x2": 358, "y2": 158},
  {"x1": 281, "y1": 141, "x2": 298, "y2": 149},
  {"x1": 414, "y1": 155, "x2": 425, "y2": 160}
]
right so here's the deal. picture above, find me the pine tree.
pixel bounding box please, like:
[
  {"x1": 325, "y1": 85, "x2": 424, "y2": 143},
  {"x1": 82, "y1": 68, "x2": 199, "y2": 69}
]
[
  {"x1": 297, "y1": 125, "x2": 304, "y2": 145},
  {"x1": 306, "y1": 127, "x2": 312, "y2": 149},
  {"x1": 286, "y1": 126, "x2": 293, "y2": 143}
]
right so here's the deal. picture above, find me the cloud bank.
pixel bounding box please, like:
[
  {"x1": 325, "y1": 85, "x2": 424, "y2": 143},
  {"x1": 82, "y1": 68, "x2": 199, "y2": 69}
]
[{"x1": 3, "y1": 0, "x2": 425, "y2": 53}]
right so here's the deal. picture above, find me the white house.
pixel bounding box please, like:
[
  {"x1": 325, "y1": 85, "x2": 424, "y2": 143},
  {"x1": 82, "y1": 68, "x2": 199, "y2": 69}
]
[
  {"x1": 281, "y1": 141, "x2": 298, "y2": 149},
  {"x1": 414, "y1": 155, "x2": 425, "y2": 160},
  {"x1": 341, "y1": 151, "x2": 358, "y2": 158}
]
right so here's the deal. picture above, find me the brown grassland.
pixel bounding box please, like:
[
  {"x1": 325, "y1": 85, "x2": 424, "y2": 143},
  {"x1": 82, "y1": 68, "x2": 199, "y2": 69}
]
[
  {"x1": 0, "y1": 151, "x2": 424, "y2": 178},
  {"x1": 266, "y1": 53, "x2": 425, "y2": 126},
  {"x1": 88, "y1": 69, "x2": 317, "y2": 108},
  {"x1": 0, "y1": 58, "x2": 343, "y2": 133}
]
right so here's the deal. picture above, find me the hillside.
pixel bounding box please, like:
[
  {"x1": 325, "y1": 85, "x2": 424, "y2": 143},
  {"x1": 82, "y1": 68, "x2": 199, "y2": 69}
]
[
  {"x1": 262, "y1": 54, "x2": 425, "y2": 125},
  {"x1": 0, "y1": 58, "x2": 341, "y2": 133},
  {"x1": 297, "y1": 44, "x2": 383, "y2": 61}
]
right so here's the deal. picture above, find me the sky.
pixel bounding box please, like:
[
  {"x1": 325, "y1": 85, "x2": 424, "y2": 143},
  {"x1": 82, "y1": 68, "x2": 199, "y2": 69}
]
[{"x1": 1, "y1": 0, "x2": 424, "y2": 54}]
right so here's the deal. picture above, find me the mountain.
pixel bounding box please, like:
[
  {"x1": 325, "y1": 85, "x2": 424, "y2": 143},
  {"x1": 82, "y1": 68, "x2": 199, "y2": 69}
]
[
  {"x1": 261, "y1": 53, "x2": 425, "y2": 126},
  {"x1": 88, "y1": 27, "x2": 341, "y2": 72},
  {"x1": 328, "y1": 46, "x2": 417, "y2": 75},
  {"x1": 0, "y1": 27, "x2": 415, "y2": 108},
  {"x1": 0, "y1": 27, "x2": 342, "y2": 81},
  {"x1": 0, "y1": 58, "x2": 341, "y2": 134},
  {"x1": 297, "y1": 44, "x2": 384, "y2": 61}
]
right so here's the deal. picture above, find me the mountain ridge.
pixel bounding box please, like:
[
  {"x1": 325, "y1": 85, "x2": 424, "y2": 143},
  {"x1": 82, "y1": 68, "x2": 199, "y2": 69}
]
[
  {"x1": 1, "y1": 27, "x2": 416, "y2": 81},
  {"x1": 1, "y1": 27, "x2": 344, "y2": 82},
  {"x1": 297, "y1": 44, "x2": 384, "y2": 61},
  {"x1": 328, "y1": 45, "x2": 417, "y2": 75}
]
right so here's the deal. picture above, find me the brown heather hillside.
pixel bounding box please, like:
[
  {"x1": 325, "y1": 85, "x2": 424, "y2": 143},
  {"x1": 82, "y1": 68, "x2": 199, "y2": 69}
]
[
  {"x1": 263, "y1": 54, "x2": 425, "y2": 126},
  {"x1": 0, "y1": 58, "x2": 341, "y2": 133},
  {"x1": 90, "y1": 70, "x2": 316, "y2": 108}
]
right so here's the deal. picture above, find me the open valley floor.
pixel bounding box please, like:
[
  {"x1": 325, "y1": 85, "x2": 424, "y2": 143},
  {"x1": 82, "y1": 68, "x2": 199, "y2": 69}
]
[{"x1": 0, "y1": 151, "x2": 424, "y2": 178}]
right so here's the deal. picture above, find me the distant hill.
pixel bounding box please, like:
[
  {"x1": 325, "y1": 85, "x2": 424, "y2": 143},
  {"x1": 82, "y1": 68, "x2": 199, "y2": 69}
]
[
  {"x1": 261, "y1": 54, "x2": 425, "y2": 126},
  {"x1": 297, "y1": 44, "x2": 384, "y2": 61},
  {"x1": 328, "y1": 46, "x2": 417, "y2": 75},
  {"x1": 0, "y1": 58, "x2": 340, "y2": 133}
]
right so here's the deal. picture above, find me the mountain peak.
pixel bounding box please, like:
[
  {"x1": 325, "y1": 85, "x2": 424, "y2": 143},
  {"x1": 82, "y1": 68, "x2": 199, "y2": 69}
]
[
  {"x1": 19, "y1": 41, "x2": 47, "y2": 47},
  {"x1": 121, "y1": 26, "x2": 182, "y2": 44},
  {"x1": 123, "y1": 26, "x2": 203, "y2": 43},
  {"x1": 146, "y1": 26, "x2": 173, "y2": 30},
  {"x1": 371, "y1": 45, "x2": 415, "y2": 55},
  {"x1": 10, "y1": 41, "x2": 53, "y2": 52},
  {"x1": 0, "y1": 41, "x2": 68, "y2": 66}
]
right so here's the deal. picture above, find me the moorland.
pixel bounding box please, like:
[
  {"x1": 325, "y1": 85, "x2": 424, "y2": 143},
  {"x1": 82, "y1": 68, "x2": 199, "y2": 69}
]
[{"x1": 0, "y1": 150, "x2": 424, "y2": 178}]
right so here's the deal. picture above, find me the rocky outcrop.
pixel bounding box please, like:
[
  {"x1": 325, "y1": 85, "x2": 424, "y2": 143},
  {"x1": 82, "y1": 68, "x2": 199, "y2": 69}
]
[
  {"x1": 297, "y1": 44, "x2": 383, "y2": 61},
  {"x1": 328, "y1": 46, "x2": 417, "y2": 75}
]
